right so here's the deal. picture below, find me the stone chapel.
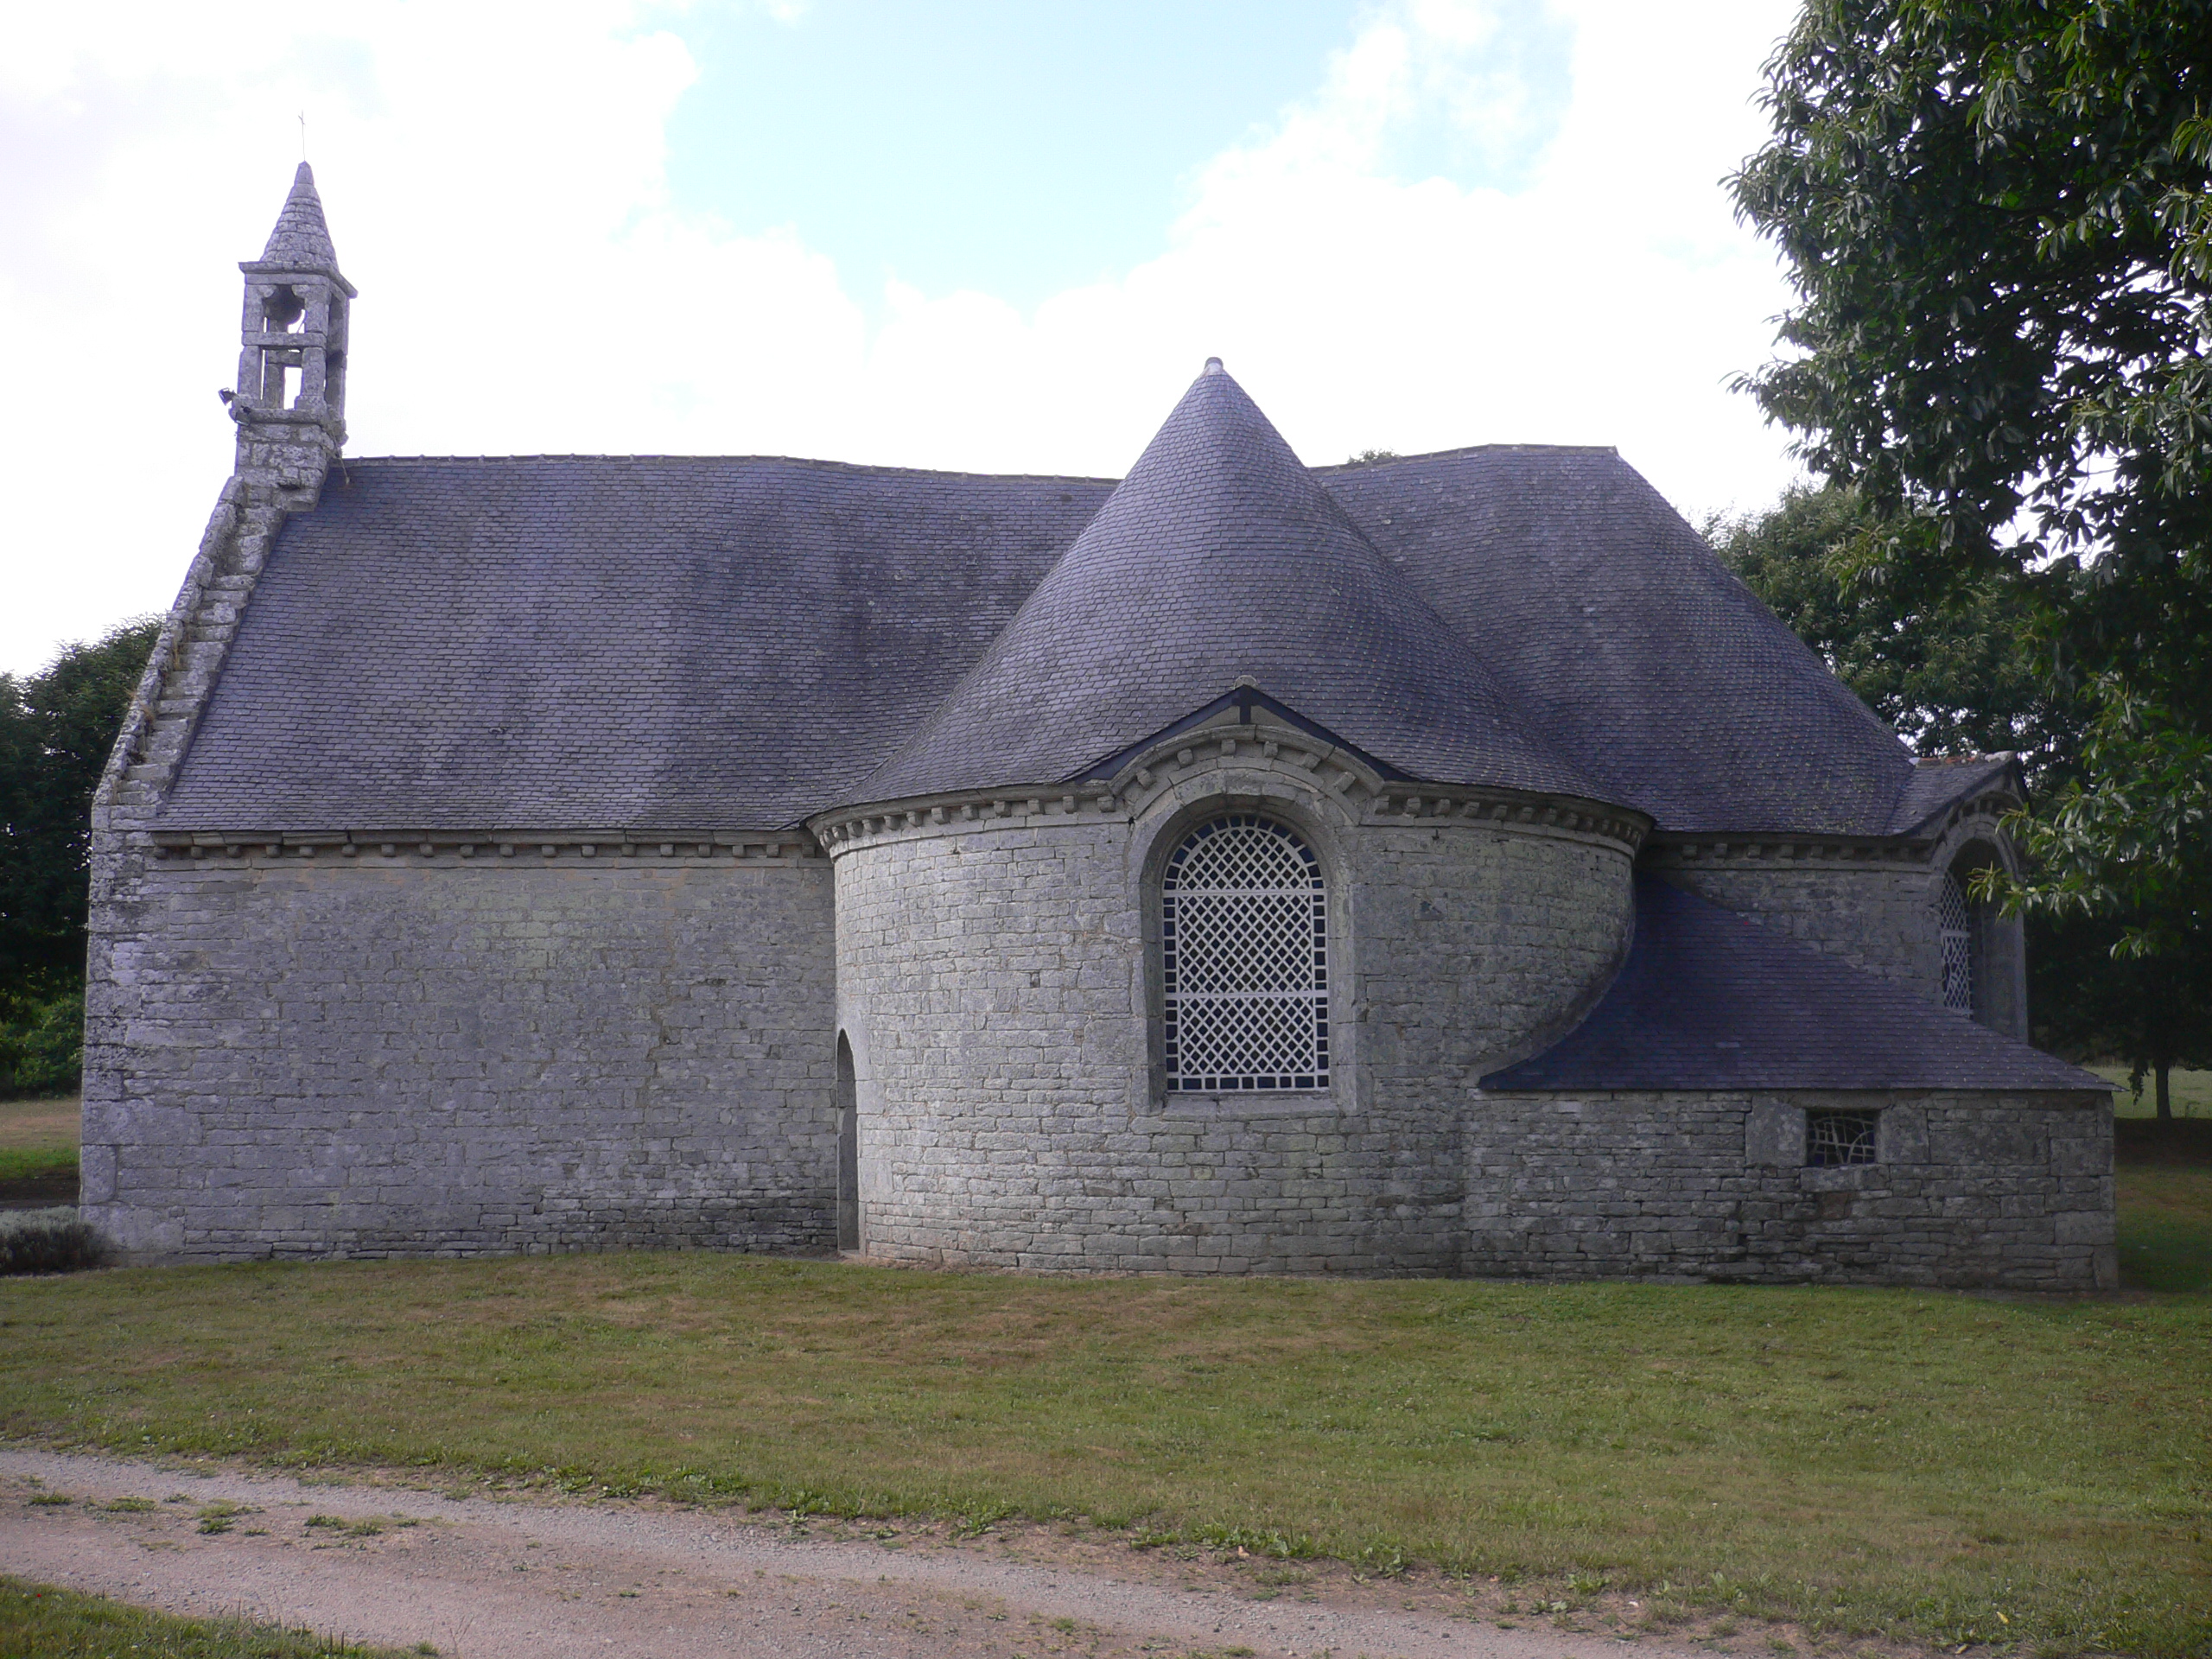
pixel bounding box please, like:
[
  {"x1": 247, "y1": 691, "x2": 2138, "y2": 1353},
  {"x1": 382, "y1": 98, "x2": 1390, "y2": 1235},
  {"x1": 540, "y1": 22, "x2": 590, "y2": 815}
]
[{"x1": 82, "y1": 165, "x2": 2116, "y2": 1287}]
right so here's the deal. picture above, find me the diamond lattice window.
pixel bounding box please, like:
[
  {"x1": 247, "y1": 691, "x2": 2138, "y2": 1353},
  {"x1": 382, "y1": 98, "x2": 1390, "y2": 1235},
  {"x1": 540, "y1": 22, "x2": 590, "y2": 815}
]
[
  {"x1": 1936, "y1": 869, "x2": 1974, "y2": 1014},
  {"x1": 1162, "y1": 814, "x2": 1329, "y2": 1091},
  {"x1": 1805, "y1": 1109, "x2": 1879, "y2": 1167}
]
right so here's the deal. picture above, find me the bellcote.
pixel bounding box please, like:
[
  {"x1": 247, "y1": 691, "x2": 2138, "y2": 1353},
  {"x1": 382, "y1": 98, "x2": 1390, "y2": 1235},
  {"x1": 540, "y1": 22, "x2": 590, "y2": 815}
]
[{"x1": 226, "y1": 164, "x2": 355, "y2": 493}]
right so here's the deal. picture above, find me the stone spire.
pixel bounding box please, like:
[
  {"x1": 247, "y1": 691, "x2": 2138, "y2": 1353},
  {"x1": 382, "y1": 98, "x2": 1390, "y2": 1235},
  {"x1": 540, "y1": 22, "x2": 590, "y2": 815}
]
[
  {"x1": 227, "y1": 163, "x2": 358, "y2": 503},
  {"x1": 255, "y1": 162, "x2": 345, "y2": 276}
]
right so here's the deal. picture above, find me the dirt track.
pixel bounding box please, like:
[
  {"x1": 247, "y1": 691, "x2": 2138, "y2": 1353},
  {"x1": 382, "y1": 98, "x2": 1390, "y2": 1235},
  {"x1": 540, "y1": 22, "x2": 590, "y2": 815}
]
[{"x1": 1, "y1": 1448, "x2": 1706, "y2": 1659}]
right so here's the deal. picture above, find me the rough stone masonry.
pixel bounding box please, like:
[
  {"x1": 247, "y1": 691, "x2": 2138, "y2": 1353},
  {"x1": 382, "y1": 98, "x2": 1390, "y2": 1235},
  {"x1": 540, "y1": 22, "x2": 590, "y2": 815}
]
[{"x1": 82, "y1": 163, "x2": 2113, "y2": 1288}]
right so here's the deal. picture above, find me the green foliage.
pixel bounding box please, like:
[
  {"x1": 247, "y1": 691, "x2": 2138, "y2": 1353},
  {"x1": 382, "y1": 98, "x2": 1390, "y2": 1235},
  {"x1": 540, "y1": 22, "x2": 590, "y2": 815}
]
[
  {"x1": 0, "y1": 987, "x2": 84, "y2": 1100},
  {"x1": 1710, "y1": 486, "x2": 2209, "y2": 1082},
  {"x1": 0, "y1": 1575, "x2": 422, "y2": 1657},
  {"x1": 1707, "y1": 484, "x2": 2074, "y2": 770},
  {"x1": 1731, "y1": 1, "x2": 2212, "y2": 941},
  {"x1": 0, "y1": 618, "x2": 160, "y2": 989}
]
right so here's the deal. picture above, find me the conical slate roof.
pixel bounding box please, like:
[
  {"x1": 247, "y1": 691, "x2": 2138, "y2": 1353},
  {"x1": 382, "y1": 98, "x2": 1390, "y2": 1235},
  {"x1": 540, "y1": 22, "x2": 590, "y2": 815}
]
[
  {"x1": 855, "y1": 363, "x2": 1605, "y2": 804},
  {"x1": 252, "y1": 162, "x2": 344, "y2": 274}
]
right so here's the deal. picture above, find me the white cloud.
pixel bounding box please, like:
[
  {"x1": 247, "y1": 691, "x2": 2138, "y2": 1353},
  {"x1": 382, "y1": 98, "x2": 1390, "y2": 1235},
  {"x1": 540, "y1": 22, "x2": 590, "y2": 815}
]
[{"x1": 0, "y1": 0, "x2": 1803, "y2": 675}]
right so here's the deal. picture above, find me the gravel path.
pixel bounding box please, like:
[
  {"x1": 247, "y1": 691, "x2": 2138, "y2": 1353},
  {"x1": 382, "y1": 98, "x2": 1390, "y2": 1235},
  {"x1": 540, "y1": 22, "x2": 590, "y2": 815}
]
[{"x1": 1, "y1": 1448, "x2": 1701, "y2": 1659}]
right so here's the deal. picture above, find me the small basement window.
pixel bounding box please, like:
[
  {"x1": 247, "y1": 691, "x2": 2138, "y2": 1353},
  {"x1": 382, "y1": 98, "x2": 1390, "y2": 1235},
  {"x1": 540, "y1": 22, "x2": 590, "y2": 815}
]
[{"x1": 1805, "y1": 1109, "x2": 1878, "y2": 1168}]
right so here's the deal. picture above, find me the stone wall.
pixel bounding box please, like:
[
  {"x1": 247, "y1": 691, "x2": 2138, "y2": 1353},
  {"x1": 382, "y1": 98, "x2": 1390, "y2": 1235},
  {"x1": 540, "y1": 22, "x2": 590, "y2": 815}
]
[
  {"x1": 1464, "y1": 1089, "x2": 2114, "y2": 1289},
  {"x1": 830, "y1": 744, "x2": 1637, "y2": 1274},
  {"x1": 1655, "y1": 860, "x2": 1941, "y2": 991},
  {"x1": 1645, "y1": 802, "x2": 2033, "y2": 1043},
  {"x1": 82, "y1": 855, "x2": 836, "y2": 1261}
]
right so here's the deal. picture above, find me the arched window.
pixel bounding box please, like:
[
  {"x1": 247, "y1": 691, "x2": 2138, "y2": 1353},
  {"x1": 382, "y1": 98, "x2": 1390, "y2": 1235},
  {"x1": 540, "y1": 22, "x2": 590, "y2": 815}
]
[
  {"x1": 1161, "y1": 814, "x2": 1329, "y2": 1091},
  {"x1": 1936, "y1": 867, "x2": 1979, "y2": 1016}
]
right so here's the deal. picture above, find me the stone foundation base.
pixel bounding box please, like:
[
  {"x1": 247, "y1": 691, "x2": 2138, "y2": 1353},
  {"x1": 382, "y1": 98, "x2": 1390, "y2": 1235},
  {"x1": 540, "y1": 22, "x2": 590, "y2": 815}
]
[{"x1": 1465, "y1": 1089, "x2": 2115, "y2": 1290}]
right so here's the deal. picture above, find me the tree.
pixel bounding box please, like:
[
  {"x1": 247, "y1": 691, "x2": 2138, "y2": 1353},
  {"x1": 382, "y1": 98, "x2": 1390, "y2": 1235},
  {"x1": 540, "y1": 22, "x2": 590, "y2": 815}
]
[
  {"x1": 1707, "y1": 484, "x2": 2075, "y2": 772},
  {"x1": 1730, "y1": 0, "x2": 2212, "y2": 957},
  {"x1": 1714, "y1": 486, "x2": 2212, "y2": 1103},
  {"x1": 0, "y1": 619, "x2": 161, "y2": 990},
  {"x1": 2033, "y1": 914, "x2": 2212, "y2": 1119}
]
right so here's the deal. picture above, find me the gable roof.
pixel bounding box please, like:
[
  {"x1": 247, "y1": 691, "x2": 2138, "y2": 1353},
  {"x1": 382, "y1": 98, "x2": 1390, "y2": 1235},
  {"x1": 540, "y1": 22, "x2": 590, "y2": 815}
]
[
  {"x1": 855, "y1": 363, "x2": 1601, "y2": 804},
  {"x1": 1482, "y1": 875, "x2": 2104, "y2": 1092},
  {"x1": 162, "y1": 368, "x2": 1948, "y2": 837},
  {"x1": 1319, "y1": 447, "x2": 1916, "y2": 834},
  {"x1": 161, "y1": 457, "x2": 1110, "y2": 833}
]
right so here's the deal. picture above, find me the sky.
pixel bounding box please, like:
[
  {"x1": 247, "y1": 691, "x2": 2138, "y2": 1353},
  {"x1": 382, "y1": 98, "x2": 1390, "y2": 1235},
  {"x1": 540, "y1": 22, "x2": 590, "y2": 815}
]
[{"x1": 0, "y1": 0, "x2": 1808, "y2": 677}]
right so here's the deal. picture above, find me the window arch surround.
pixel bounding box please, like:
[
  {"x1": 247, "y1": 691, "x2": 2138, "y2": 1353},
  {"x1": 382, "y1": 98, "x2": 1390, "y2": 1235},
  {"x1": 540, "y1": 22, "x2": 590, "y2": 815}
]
[
  {"x1": 1932, "y1": 832, "x2": 2018, "y2": 1033},
  {"x1": 1157, "y1": 810, "x2": 1333, "y2": 1094}
]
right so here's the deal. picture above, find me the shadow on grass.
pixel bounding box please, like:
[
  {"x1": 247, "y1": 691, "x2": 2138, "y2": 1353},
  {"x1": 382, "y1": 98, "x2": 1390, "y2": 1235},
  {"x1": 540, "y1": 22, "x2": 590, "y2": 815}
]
[{"x1": 2115, "y1": 1120, "x2": 2212, "y2": 1294}]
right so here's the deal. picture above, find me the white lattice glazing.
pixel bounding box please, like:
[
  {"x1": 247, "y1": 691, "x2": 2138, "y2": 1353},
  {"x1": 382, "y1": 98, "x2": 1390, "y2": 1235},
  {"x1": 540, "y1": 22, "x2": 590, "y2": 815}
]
[
  {"x1": 1162, "y1": 815, "x2": 1328, "y2": 1090},
  {"x1": 1936, "y1": 869, "x2": 1974, "y2": 1014}
]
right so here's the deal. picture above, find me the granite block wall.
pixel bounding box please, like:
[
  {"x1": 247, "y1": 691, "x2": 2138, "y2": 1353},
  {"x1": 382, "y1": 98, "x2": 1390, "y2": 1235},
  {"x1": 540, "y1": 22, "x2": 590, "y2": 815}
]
[
  {"x1": 1464, "y1": 1089, "x2": 2115, "y2": 1289},
  {"x1": 82, "y1": 855, "x2": 836, "y2": 1261},
  {"x1": 830, "y1": 758, "x2": 1637, "y2": 1274}
]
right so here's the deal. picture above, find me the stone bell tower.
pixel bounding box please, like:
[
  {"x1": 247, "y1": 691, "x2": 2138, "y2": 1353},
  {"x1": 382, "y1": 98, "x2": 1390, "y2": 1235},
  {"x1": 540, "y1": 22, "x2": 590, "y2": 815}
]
[{"x1": 225, "y1": 162, "x2": 355, "y2": 505}]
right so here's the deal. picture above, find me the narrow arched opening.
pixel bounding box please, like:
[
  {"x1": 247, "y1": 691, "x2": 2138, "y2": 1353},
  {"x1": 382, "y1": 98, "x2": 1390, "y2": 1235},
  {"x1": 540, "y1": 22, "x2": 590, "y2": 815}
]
[
  {"x1": 1937, "y1": 840, "x2": 2014, "y2": 1031},
  {"x1": 835, "y1": 1033, "x2": 859, "y2": 1252}
]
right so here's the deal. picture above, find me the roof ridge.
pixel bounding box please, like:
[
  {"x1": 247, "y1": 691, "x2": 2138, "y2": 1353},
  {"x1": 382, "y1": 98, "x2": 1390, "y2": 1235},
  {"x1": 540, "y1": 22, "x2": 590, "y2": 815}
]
[
  {"x1": 337, "y1": 454, "x2": 1121, "y2": 485},
  {"x1": 1315, "y1": 442, "x2": 1621, "y2": 471}
]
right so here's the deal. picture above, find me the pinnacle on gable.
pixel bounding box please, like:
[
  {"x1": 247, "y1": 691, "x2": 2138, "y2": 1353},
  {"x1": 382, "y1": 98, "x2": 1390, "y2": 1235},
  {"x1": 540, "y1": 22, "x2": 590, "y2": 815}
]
[{"x1": 251, "y1": 162, "x2": 344, "y2": 276}]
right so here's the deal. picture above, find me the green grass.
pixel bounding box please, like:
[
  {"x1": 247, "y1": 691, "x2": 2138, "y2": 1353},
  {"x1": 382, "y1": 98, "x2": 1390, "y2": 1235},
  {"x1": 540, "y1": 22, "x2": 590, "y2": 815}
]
[
  {"x1": 0, "y1": 1096, "x2": 78, "y2": 1187},
  {"x1": 2095, "y1": 1065, "x2": 2212, "y2": 1118},
  {"x1": 3, "y1": 1258, "x2": 2206, "y2": 1656},
  {"x1": 0, "y1": 1575, "x2": 424, "y2": 1656},
  {"x1": 2114, "y1": 1119, "x2": 2212, "y2": 1294},
  {"x1": 0, "y1": 1146, "x2": 76, "y2": 1185}
]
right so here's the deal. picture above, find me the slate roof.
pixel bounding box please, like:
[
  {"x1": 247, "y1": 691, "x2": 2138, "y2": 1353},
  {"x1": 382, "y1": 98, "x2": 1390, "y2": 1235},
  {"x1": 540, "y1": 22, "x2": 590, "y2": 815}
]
[
  {"x1": 857, "y1": 363, "x2": 1602, "y2": 803},
  {"x1": 1482, "y1": 876, "x2": 2105, "y2": 1092},
  {"x1": 249, "y1": 162, "x2": 346, "y2": 279},
  {"x1": 1319, "y1": 447, "x2": 1916, "y2": 834},
  {"x1": 1886, "y1": 753, "x2": 2020, "y2": 836},
  {"x1": 164, "y1": 360, "x2": 1959, "y2": 836},
  {"x1": 163, "y1": 458, "x2": 1110, "y2": 832}
]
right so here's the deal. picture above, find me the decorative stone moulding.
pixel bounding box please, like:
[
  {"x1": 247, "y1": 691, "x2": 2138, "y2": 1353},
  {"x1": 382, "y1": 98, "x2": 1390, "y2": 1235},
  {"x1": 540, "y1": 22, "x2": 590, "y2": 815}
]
[
  {"x1": 1641, "y1": 769, "x2": 2028, "y2": 874},
  {"x1": 809, "y1": 709, "x2": 1650, "y2": 857},
  {"x1": 146, "y1": 831, "x2": 824, "y2": 863},
  {"x1": 1646, "y1": 837, "x2": 1928, "y2": 868}
]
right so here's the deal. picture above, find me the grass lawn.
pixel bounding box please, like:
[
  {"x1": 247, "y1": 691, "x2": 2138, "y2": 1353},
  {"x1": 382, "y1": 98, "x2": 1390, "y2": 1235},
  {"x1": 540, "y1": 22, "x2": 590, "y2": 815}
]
[
  {"x1": 0, "y1": 1575, "x2": 424, "y2": 1656},
  {"x1": 2, "y1": 1257, "x2": 2206, "y2": 1658},
  {"x1": 0, "y1": 1096, "x2": 79, "y2": 1188},
  {"x1": 2114, "y1": 1117, "x2": 2212, "y2": 1294},
  {"x1": 2095, "y1": 1065, "x2": 2212, "y2": 1119}
]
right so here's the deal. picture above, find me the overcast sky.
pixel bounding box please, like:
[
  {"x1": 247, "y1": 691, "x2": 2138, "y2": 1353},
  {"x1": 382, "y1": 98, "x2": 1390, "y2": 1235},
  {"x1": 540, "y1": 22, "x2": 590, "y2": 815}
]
[{"x1": 1, "y1": 0, "x2": 1808, "y2": 677}]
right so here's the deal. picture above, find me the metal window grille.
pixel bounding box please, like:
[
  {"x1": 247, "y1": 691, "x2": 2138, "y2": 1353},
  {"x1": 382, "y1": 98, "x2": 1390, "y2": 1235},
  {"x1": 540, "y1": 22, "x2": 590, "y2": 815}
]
[
  {"x1": 1806, "y1": 1109, "x2": 1879, "y2": 1167},
  {"x1": 1936, "y1": 870, "x2": 1974, "y2": 1014},
  {"x1": 1161, "y1": 814, "x2": 1329, "y2": 1091}
]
